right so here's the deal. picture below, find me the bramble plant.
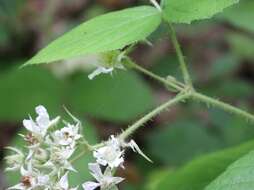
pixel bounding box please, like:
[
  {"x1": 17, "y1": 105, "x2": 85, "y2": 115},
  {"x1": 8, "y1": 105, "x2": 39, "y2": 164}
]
[{"x1": 5, "y1": 0, "x2": 254, "y2": 190}]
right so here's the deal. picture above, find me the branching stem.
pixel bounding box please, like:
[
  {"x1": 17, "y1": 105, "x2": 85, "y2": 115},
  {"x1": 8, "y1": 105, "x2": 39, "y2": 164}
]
[
  {"x1": 72, "y1": 21, "x2": 254, "y2": 164},
  {"x1": 130, "y1": 60, "x2": 184, "y2": 92}
]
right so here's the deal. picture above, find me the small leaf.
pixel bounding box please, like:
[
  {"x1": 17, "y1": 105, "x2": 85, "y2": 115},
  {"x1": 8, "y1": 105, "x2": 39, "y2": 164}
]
[
  {"x1": 25, "y1": 6, "x2": 161, "y2": 65},
  {"x1": 205, "y1": 150, "x2": 254, "y2": 190},
  {"x1": 162, "y1": 0, "x2": 239, "y2": 24},
  {"x1": 155, "y1": 140, "x2": 254, "y2": 190}
]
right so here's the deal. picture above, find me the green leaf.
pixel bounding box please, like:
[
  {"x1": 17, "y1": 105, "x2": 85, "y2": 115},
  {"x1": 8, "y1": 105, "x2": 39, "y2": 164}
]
[
  {"x1": 155, "y1": 140, "x2": 254, "y2": 190},
  {"x1": 208, "y1": 109, "x2": 254, "y2": 146},
  {"x1": 205, "y1": 150, "x2": 254, "y2": 190},
  {"x1": 221, "y1": 0, "x2": 254, "y2": 32},
  {"x1": 68, "y1": 71, "x2": 154, "y2": 122},
  {"x1": 25, "y1": 6, "x2": 161, "y2": 65},
  {"x1": 146, "y1": 169, "x2": 171, "y2": 190},
  {"x1": 0, "y1": 67, "x2": 64, "y2": 121},
  {"x1": 162, "y1": 0, "x2": 239, "y2": 24}
]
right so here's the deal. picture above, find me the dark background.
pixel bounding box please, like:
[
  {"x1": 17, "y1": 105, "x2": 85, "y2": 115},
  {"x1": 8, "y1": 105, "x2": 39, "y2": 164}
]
[{"x1": 0, "y1": 0, "x2": 254, "y2": 189}]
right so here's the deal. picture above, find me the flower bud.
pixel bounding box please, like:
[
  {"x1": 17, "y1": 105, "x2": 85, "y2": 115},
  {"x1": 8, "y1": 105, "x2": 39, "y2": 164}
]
[{"x1": 5, "y1": 147, "x2": 24, "y2": 171}]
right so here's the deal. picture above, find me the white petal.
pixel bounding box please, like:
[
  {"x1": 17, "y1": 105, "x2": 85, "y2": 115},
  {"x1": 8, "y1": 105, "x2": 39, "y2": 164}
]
[
  {"x1": 70, "y1": 187, "x2": 79, "y2": 190},
  {"x1": 5, "y1": 166, "x2": 19, "y2": 172},
  {"x1": 95, "y1": 157, "x2": 108, "y2": 167},
  {"x1": 65, "y1": 161, "x2": 77, "y2": 172},
  {"x1": 103, "y1": 166, "x2": 112, "y2": 177},
  {"x1": 88, "y1": 163, "x2": 103, "y2": 181},
  {"x1": 37, "y1": 175, "x2": 49, "y2": 186},
  {"x1": 82, "y1": 181, "x2": 100, "y2": 190},
  {"x1": 20, "y1": 166, "x2": 28, "y2": 176},
  {"x1": 43, "y1": 160, "x2": 54, "y2": 168},
  {"x1": 26, "y1": 149, "x2": 34, "y2": 160},
  {"x1": 59, "y1": 172, "x2": 69, "y2": 189},
  {"x1": 110, "y1": 156, "x2": 124, "y2": 169},
  {"x1": 88, "y1": 67, "x2": 113, "y2": 80},
  {"x1": 108, "y1": 135, "x2": 121, "y2": 149},
  {"x1": 35, "y1": 105, "x2": 50, "y2": 128},
  {"x1": 35, "y1": 105, "x2": 48, "y2": 116},
  {"x1": 128, "y1": 140, "x2": 152, "y2": 163},
  {"x1": 5, "y1": 147, "x2": 23, "y2": 155},
  {"x1": 7, "y1": 183, "x2": 24, "y2": 190},
  {"x1": 111, "y1": 176, "x2": 124, "y2": 185},
  {"x1": 23, "y1": 119, "x2": 37, "y2": 133},
  {"x1": 48, "y1": 116, "x2": 60, "y2": 127},
  {"x1": 62, "y1": 148, "x2": 75, "y2": 159}
]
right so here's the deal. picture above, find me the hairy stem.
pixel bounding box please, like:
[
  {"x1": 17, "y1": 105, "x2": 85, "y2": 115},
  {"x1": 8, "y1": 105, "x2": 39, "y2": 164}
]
[
  {"x1": 119, "y1": 93, "x2": 190, "y2": 140},
  {"x1": 71, "y1": 93, "x2": 189, "y2": 163},
  {"x1": 192, "y1": 92, "x2": 254, "y2": 123},
  {"x1": 168, "y1": 23, "x2": 193, "y2": 88},
  {"x1": 131, "y1": 61, "x2": 184, "y2": 92},
  {"x1": 132, "y1": 63, "x2": 254, "y2": 124}
]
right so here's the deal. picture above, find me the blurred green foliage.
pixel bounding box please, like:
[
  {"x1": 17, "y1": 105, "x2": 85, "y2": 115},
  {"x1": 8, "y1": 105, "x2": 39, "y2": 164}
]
[
  {"x1": 0, "y1": 0, "x2": 254, "y2": 189},
  {"x1": 221, "y1": 0, "x2": 254, "y2": 32},
  {"x1": 0, "y1": 67, "x2": 64, "y2": 121},
  {"x1": 146, "y1": 119, "x2": 222, "y2": 165},
  {"x1": 68, "y1": 71, "x2": 154, "y2": 122}
]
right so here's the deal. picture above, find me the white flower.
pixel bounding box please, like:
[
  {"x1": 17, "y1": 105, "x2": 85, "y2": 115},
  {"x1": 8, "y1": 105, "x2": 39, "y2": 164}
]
[
  {"x1": 126, "y1": 140, "x2": 152, "y2": 163},
  {"x1": 82, "y1": 163, "x2": 124, "y2": 190},
  {"x1": 93, "y1": 136, "x2": 124, "y2": 168},
  {"x1": 8, "y1": 162, "x2": 46, "y2": 190},
  {"x1": 93, "y1": 135, "x2": 152, "y2": 168},
  {"x1": 45, "y1": 146, "x2": 76, "y2": 172},
  {"x1": 33, "y1": 148, "x2": 49, "y2": 162},
  {"x1": 36, "y1": 175, "x2": 50, "y2": 188},
  {"x1": 88, "y1": 50, "x2": 127, "y2": 80},
  {"x1": 52, "y1": 123, "x2": 82, "y2": 147},
  {"x1": 56, "y1": 172, "x2": 78, "y2": 190},
  {"x1": 5, "y1": 147, "x2": 24, "y2": 171},
  {"x1": 88, "y1": 66, "x2": 114, "y2": 80},
  {"x1": 23, "y1": 105, "x2": 60, "y2": 138}
]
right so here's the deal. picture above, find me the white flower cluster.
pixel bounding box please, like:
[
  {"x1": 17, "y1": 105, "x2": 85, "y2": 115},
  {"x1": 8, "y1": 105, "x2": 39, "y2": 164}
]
[
  {"x1": 6, "y1": 106, "x2": 151, "y2": 190},
  {"x1": 5, "y1": 105, "x2": 82, "y2": 190},
  {"x1": 82, "y1": 135, "x2": 151, "y2": 190}
]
